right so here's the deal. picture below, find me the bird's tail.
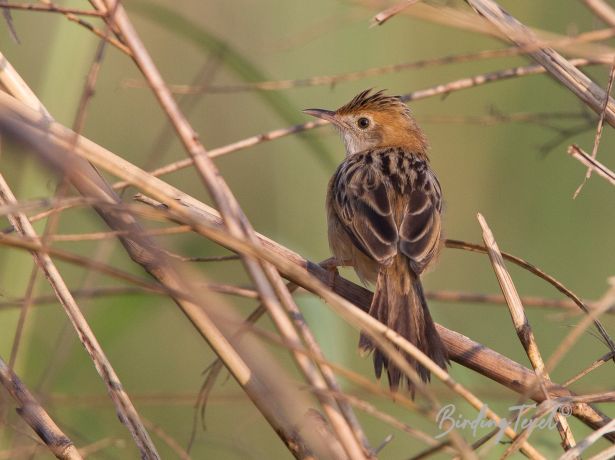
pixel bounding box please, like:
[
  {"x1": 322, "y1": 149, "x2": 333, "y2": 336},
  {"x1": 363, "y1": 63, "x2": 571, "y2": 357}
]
[{"x1": 358, "y1": 257, "x2": 448, "y2": 393}]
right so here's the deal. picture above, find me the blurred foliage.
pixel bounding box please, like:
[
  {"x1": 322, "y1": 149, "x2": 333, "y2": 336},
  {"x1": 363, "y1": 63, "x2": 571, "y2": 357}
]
[{"x1": 0, "y1": 1, "x2": 614, "y2": 459}]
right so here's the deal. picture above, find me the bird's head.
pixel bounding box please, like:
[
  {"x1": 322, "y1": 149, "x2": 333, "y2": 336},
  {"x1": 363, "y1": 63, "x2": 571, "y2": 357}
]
[{"x1": 304, "y1": 89, "x2": 428, "y2": 156}]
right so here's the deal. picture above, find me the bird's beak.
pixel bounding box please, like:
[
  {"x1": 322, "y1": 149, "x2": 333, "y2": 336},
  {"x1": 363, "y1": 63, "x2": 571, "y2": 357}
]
[{"x1": 303, "y1": 108, "x2": 338, "y2": 125}]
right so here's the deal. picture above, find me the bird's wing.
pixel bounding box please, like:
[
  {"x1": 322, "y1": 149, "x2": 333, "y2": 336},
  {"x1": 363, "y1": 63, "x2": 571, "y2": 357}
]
[
  {"x1": 398, "y1": 168, "x2": 442, "y2": 274},
  {"x1": 330, "y1": 154, "x2": 398, "y2": 264},
  {"x1": 331, "y1": 149, "x2": 442, "y2": 273}
]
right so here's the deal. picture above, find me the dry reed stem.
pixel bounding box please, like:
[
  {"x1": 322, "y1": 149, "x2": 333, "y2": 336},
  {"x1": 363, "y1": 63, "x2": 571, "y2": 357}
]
[
  {"x1": 4, "y1": 4, "x2": 615, "y2": 456},
  {"x1": 142, "y1": 418, "x2": 191, "y2": 460},
  {"x1": 227, "y1": 314, "x2": 464, "y2": 455},
  {"x1": 3, "y1": 92, "x2": 608, "y2": 446},
  {"x1": 466, "y1": 0, "x2": 615, "y2": 127},
  {"x1": 0, "y1": 95, "x2": 349, "y2": 460},
  {"x1": 2, "y1": 40, "x2": 334, "y2": 459},
  {"x1": 544, "y1": 279, "x2": 615, "y2": 377},
  {"x1": 563, "y1": 351, "x2": 615, "y2": 387},
  {"x1": 157, "y1": 28, "x2": 615, "y2": 94},
  {"x1": 0, "y1": 3, "x2": 103, "y2": 16},
  {"x1": 95, "y1": 1, "x2": 372, "y2": 457},
  {"x1": 574, "y1": 57, "x2": 615, "y2": 198},
  {"x1": 477, "y1": 214, "x2": 576, "y2": 454},
  {"x1": 3, "y1": 101, "x2": 611, "y2": 453},
  {"x1": 0, "y1": 174, "x2": 160, "y2": 459},
  {"x1": 589, "y1": 444, "x2": 615, "y2": 460},
  {"x1": 7, "y1": 262, "x2": 38, "y2": 368},
  {"x1": 0, "y1": 355, "x2": 81, "y2": 459},
  {"x1": 582, "y1": 0, "x2": 615, "y2": 27},
  {"x1": 370, "y1": 0, "x2": 420, "y2": 26},
  {"x1": 443, "y1": 327, "x2": 615, "y2": 442},
  {"x1": 0, "y1": 97, "x2": 542, "y2": 459},
  {"x1": 396, "y1": 2, "x2": 615, "y2": 58},
  {"x1": 568, "y1": 144, "x2": 615, "y2": 187},
  {"x1": 560, "y1": 418, "x2": 615, "y2": 460},
  {"x1": 446, "y1": 239, "x2": 615, "y2": 353},
  {"x1": 0, "y1": 287, "x2": 159, "y2": 309},
  {"x1": 425, "y1": 290, "x2": 598, "y2": 311},
  {"x1": 118, "y1": 57, "x2": 610, "y2": 189},
  {"x1": 195, "y1": 274, "x2": 453, "y2": 454}
]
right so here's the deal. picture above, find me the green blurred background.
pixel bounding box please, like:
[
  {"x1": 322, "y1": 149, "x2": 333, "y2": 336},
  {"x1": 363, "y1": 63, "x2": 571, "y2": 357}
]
[{"x1": 1, "y1": 1, "x2": 614, "y2": 458}]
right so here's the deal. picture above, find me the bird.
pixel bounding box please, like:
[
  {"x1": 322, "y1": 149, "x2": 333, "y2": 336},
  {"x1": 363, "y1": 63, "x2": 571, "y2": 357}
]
[{"x1": 304, "y1": 89, "x2": 448, "y2": 393}]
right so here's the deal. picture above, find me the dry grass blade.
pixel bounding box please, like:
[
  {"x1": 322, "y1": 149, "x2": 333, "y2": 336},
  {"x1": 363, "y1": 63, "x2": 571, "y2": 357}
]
[
  {"x1": 568, "y1": 144, "x2": 615, "y2": 187},
  {"x1": 114, "y1": 57, "x2": 609, "y2": 189},
  {"x1": 0, "y1": 0, "x2": 19, "y2": 43},
  {"x1": 0, "y1": 174, "x2": 160, "y2": 459},
  {"x1": 2, "y1": 90, "x2": 605, "y2": 448},
  {"x1": 563, "y1": 351, "x2": 615, "y2": 387},
  {"x1": 142, "y1": 418, "x2": 192, "y2": 460},
  {"x1": 0, "y1": 94, "x2": 545, "y2": 458},
  {"x1": 95, "y1": 2, "x2": 371, "y2": 457},
  {"x1": 0, "y1": 355, "x2": 82, "y2": 459},
  {"x1": 582, "y1": 0, "x2": 615, "y2": 27},
  {"x1": 0, "y1": 87, "x2": 354, "y2": 460},
  {"x1": 0, "y1": 287, "x2": 160, "y2": 310},
  {"x1": 443, "y1": 326, "x2": 615, "y2": 440},
  {"x1": 398, "y1": 2, "x2": 615, "y2": 59},
  {"x1": 0, "y1": 3, "x2": 103, "y2": 16},
  {"x1": 1, "y1": 36, "x2": 341, "y2": 458},
  {"x1": 425, "y1": 290, "x2": 596, "y2": 311},
  {"x1": 445, "y1": 239, "x2": 615, "y2": 354},
  {"x1": 559, "y1": 418, "x2": 615, "y2": 460},
  {"x1": 477, "y1": 213, "x2": 576, "y2": 453},
  {"x1": 588, "y1": 443, "x2": 615, "y2": 460},
  {"x1": 157, "y1": 28, "x2": 615, "y2": 94},
  {"x1": 371, "y1": 0, "x2": 420, "y2": 26},
  {"x1": 574, "y1": 57, "x2": 615, "y2": 198},
  {"x1": 544, "y1": 279, "x2": 615, "y2": 379},
  {"x1": 466, "y1": 0, "x2": 615, "y2": 127}
]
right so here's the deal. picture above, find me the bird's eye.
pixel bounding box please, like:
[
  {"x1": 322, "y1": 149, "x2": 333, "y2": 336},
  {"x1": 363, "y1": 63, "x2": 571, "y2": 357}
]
[{"x1": 357, "y1": 117, "x2": 370, "y2": 129}]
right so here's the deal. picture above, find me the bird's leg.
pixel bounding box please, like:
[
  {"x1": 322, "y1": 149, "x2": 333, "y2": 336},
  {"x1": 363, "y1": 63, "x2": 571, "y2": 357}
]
[{"x1": 319, "y1": 257, "x2": 351, "y2": 288}]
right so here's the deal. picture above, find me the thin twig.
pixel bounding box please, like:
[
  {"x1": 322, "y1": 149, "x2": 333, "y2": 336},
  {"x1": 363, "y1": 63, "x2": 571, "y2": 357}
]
[
  {"x1": 445, "y1": 239, "x2": 615, "y2": 354},
  {"x1": 466, "y1": 0, "x2": 615, "y2": 127},
  {"x1": 563, "y1": 351, "x2": 615, "y2": 387},
  {"x1": 0, "y1": 94, "x2": 544, "y2": 457},
  {"x1": 0, "y1": 287, "x2": 159, "y2": 309},
  {"x1": 148, "y1": 28, "x2": 615, "y2": 94},
  {"x1": 96, "y1": 1, "x2": 372, "y2": 457},
  {"x1": 0, "y1": 3, "x2": 103, "y2": 16},
  {"x1": 588, "y1": 443, "x2": 615, "y2": 460},
  {"x1": 7, "y1": 263, "x2": 39, "y2": 368},
  {"x1": 371, "y1": 0, "x2": 420, "y2": 26},
  {"x1": 7, "y1": 92, "x2": 611, "y2": 450},
  {"x1": 574, "y1": 57, "x2": 615, "y2": 198},
  {"x1": 113, "y1": 57, "x2": 610, "y2": 189},
  {"x1": 425, "y1": 290, "x2": 599, "y2": 311},
  {"x1": 478, "y1": 213, "x2": 576, "y2": 453},
  {"x1": 0, "y1": 355, "x2": 82, "y2": 459},
  {"x1": 0, "y1": 0, "x2": 19, "y2": 43},
  {"x1": 142, "y1": 418, "x2": 191, "y2": 460},
  {"x1": 560, "y1": 418, "x2": 615, "y2": 460},
  {"x1": 0, "y1": 45, "x2": 350, "y2": 460},
  {"x1": 568, "y1": 144, "x2": 615, "y2": 187},
  {"x1": 0, "y1": 175, "x2": 160, "y2": 459},
  {"x1": 394, "y1": 1, "x2": 615, "y2": 59},
  {"x1": 545, "y1": 278, "x2": 615, "y2": 377},
  {"x1": 582, "y1": 0, "x2": 615, "y2": 27}
]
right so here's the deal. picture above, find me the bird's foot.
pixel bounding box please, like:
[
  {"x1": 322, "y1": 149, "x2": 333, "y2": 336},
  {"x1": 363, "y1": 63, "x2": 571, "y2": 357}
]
[{"x1": 319, "y1": 257, "x2": 345, "y2": 288}]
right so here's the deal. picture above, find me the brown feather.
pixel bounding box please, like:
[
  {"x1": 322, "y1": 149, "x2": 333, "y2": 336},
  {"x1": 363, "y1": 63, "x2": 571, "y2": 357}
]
[{"x1": 311, "y1": 89, "x2": 449, "y2": 393}]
